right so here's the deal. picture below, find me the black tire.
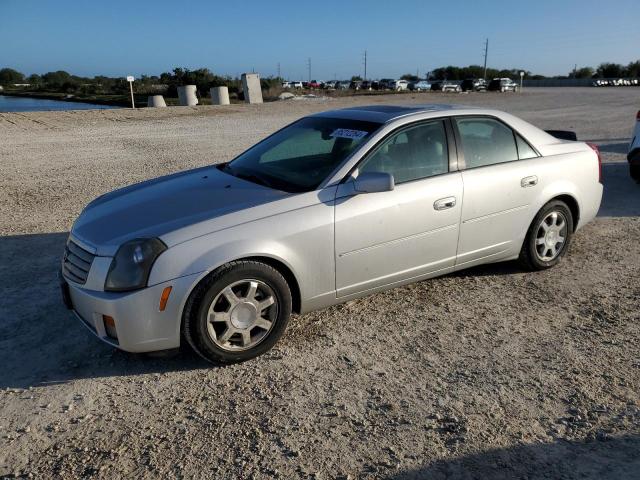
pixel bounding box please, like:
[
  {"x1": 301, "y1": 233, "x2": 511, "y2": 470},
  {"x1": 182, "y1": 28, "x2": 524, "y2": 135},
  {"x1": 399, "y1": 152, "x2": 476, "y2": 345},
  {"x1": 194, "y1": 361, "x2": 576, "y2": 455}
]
[
  {"x1": 519, "y1": 200, "x2": 574, "y2": 271},
  {"x1": 182, "y1": 260, "x2": 292, "y2": 365},
  {"x1": 630, "y1": 164, "x2": 640, "y2": 183}
]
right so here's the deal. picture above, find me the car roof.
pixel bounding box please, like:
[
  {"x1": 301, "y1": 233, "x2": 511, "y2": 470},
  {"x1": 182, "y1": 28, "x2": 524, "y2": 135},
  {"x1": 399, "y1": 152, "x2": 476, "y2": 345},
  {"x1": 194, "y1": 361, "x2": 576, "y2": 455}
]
[{"x1": 311, "y1": 104, "x2": 477, "y2": 123}]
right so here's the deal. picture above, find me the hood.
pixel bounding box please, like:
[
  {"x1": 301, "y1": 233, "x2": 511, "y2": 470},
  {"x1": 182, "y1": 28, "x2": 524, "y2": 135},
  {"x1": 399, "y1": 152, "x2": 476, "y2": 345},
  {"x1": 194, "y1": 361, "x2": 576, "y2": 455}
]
[{"x1": 72, "y1": 165, "x2": 289, "y2": 255}]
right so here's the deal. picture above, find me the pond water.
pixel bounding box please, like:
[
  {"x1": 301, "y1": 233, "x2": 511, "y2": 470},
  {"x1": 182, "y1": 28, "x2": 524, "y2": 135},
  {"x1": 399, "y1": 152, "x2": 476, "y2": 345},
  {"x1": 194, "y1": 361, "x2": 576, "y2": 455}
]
[{"x1": 0, "y1": 95, "x2": 120, "y2": 112}]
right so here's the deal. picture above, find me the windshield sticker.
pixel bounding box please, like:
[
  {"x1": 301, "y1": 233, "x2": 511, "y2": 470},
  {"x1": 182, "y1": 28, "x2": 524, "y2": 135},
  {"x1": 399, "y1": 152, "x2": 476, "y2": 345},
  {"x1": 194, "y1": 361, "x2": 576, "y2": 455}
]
[{"x1": 330, "y1": 128, "x2": 369, "y2": 140}]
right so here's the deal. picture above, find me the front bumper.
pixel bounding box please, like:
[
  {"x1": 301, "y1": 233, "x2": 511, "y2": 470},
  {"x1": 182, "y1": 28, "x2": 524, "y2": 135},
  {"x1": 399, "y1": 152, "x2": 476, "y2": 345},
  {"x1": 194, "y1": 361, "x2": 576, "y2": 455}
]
[{"x1": 62, "y1": 272, "x2": 202, "y2": 352}]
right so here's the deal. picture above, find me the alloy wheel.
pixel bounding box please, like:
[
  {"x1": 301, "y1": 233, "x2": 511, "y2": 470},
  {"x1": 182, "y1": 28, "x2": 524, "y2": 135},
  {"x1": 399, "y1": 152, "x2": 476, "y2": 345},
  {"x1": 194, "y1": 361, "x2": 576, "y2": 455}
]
[
  {"x1": 206, "y1": 279, "x2": 278, "y2": 351},
  {"x1": 534, "y1": 211, "x2": 568, "y2": 261}
]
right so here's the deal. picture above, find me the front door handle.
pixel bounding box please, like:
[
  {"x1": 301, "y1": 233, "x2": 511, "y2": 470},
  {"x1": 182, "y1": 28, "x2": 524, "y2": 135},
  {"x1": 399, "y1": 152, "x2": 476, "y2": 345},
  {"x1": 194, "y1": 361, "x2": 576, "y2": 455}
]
[
  {"x1": 434, "y1": 196, "x2": 456, "y2": 211},
  {"x1": 521, "y1": 175, "x2": 538, "y2": 187}
]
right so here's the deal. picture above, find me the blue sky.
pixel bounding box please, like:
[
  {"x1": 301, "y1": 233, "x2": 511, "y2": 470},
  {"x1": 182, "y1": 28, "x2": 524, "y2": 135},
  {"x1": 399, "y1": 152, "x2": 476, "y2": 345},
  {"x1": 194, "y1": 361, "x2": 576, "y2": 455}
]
[{"x1": 2, "y1": 0, "x2": 639, "y2": 80}]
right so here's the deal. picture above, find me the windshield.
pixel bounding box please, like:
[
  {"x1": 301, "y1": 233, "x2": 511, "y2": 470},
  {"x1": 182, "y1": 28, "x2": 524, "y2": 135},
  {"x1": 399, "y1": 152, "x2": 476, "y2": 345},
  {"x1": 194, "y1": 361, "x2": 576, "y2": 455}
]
[{"x1": 222, "y1": 117, "x2": 381, "y2": 192}]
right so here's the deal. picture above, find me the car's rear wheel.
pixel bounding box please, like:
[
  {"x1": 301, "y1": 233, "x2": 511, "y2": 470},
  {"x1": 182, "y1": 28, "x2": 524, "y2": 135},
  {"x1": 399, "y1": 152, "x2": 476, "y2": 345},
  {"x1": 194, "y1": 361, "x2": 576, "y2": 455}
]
[
  {"x1": 183, "y1": 260, "x2": 292, "y2": 364},
  {"x1": 630, "y1": 164, "x2": 640, "y2": 183},
  {"x1": 519, "y1": 200, "x2": 574, "y2": 270}
]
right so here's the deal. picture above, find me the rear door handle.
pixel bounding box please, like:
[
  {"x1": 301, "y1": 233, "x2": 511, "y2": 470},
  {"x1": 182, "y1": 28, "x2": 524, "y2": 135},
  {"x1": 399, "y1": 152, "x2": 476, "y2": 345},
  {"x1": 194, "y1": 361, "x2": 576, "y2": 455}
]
[
  {"x1": 521, "y1": 175, "x2": 538, "y2": 187},
  {"x1": 434, "y1": 196, "x2": 456, "y2": 211}
]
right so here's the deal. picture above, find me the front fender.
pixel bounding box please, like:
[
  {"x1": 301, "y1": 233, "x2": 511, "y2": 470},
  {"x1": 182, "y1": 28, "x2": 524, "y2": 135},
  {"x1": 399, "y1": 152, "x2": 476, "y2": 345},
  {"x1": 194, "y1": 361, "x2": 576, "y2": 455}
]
[{"x1": 147, "y1": 199, "x2": 336, "y2": 309}]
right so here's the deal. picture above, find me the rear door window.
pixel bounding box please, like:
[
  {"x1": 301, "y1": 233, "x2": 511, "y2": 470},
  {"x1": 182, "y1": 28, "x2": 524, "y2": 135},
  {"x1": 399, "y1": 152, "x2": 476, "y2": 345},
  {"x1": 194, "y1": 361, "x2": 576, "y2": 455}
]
[{"x1": 455, "y1": 117, "x2": 518, "y2": 168}]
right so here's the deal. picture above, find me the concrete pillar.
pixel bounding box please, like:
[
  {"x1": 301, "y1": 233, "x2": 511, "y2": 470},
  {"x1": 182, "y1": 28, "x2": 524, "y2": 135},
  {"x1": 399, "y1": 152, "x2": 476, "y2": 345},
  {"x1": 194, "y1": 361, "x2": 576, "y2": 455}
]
[
  {"x1": 241, "y1": 73, "x2": 263, "y2": 104},
  {"x1": 210, "y1": 86, "x2": 230, "y2": 105},
  {"x1": 147, "y1": 95, "x2": 167, "y2": 107},
  {"x1": 177, "y1": 85, "x2": 198, "y2": 106}
]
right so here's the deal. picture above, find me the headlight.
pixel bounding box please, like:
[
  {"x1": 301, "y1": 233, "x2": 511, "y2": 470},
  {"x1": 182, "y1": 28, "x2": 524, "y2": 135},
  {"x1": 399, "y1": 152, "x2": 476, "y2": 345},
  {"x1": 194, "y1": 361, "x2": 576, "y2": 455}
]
[{"x1": 104, "y1": 238, "x2": 167, "y2": 292}]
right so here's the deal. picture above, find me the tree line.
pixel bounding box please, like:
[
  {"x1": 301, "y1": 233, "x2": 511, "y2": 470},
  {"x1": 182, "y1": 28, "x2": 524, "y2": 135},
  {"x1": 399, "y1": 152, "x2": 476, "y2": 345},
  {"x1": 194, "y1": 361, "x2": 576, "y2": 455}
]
[
  {"x1": 416, "y1": 60, "x2": 640, "y2": 81},
  {"x1": 1, "y1": 60, "x2": 639, "y2": 94},
  {"x1": 0, "y1": 67, "x2": 283, "y2": 97}
]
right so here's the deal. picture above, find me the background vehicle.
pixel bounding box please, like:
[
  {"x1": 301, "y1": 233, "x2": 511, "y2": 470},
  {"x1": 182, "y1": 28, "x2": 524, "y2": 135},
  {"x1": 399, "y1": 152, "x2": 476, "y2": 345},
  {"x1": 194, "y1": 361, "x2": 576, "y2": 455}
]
[
  {"x1": 336, "y1": 81, "x2": 351, "y2": 90},
  {"x1": 629, "y1": 109, "x2": 640, "y2": 182},
  {"x1": 360, "y1": 80, "x2": 372, "y2": 90},
  {"x1": 441, "y1": 80, "x2": 461, "y2": 92},
  {"x1": 349, "y1": 80, "x2": 363, "y2": 90},
  {"x1": 489, "y1": 78, "x2": 518, "y2": 92},
  {"x1": 308, "y1": 80, "x2": 321, "y2": 89},
  {"x1": 62, "y1": 105, "x2": 602, "y2": 364},
  {"x1": 281, "y1": 81, "x2": 292, "y2": 89},
  {"x1": 409, "y1": 80, "x2": 432, "y2": 91},
  {"x1": 379, "y1": 79, "x2": 394, "y2": 90},
  {"x1": 323, "y1": 81, "x2": 337, "y2": 89},
  {"x1": 431, "y1": 80, "x2": 461, "y2": 92},
  {"x1": 292, "y1": 81, "x2": 303, "y2": 89},
  {"x1": 461, "y1": 78, "x2": 487, "y2": 92},
  {"x1": 388, "y1": 79, "x2": 409, "y2": 91}
]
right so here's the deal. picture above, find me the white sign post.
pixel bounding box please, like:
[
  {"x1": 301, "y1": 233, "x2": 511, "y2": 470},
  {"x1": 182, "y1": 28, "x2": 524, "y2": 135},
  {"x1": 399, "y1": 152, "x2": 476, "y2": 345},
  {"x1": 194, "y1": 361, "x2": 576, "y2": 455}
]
[
  {"x1": 127, "y1": 75, "x2": 135, "y2": 108},
  {"x1": 519, "y1": 71, "x2": 524, "y2": 93}
]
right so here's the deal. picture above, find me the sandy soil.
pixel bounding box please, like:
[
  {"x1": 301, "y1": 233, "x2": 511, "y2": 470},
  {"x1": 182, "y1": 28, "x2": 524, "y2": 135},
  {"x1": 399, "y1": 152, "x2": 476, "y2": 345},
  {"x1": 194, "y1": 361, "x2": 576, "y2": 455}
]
[{"x1": 0, "y1": 88, "x2": 639, "y2": 479}]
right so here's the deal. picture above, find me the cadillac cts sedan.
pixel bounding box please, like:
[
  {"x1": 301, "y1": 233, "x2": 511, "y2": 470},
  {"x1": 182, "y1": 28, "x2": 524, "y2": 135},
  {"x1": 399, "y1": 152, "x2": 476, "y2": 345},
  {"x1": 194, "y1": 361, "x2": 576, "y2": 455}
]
[{"x1": 61, "y1": 104, "x2": 603, "y2": 364}]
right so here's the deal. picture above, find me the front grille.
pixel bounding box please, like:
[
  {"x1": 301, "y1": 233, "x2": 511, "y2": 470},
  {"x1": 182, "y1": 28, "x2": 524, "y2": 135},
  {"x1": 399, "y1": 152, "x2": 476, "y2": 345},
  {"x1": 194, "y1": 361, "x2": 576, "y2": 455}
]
[{"x1": 62, "y1": 238, "x2": 95, "y2": 285}]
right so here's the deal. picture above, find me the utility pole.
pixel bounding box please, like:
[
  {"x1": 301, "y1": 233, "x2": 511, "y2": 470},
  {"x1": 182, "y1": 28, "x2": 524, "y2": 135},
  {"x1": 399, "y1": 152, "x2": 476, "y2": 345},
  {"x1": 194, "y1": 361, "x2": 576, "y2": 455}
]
[
  {"x1": 307, "y1": 58, "x2": 311, "y2": 82},
  {"x1": 277, "y1": 62, "x2": 281, "y2": 79},
  {"x1": 483, "y1": 38, "x2": 489, "y2": 80},
  {"x1": 363, "y1": 50, "x2": 368, "y2": 80}
]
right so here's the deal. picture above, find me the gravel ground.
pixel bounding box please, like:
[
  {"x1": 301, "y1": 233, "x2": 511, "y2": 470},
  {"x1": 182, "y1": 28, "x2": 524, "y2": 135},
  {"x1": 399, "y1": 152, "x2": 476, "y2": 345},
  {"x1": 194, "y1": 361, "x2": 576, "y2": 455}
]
[{"x1": 0, "y1": 88, "x2": 639, "y2": 479}]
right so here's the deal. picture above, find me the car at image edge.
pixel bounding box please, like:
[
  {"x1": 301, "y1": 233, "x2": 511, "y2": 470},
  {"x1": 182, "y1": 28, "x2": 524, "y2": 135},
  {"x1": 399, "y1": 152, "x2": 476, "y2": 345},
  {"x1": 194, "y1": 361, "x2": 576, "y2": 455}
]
[
  {"x1": 629, "y1": 109, "x2": 640, "y2": 182},
  {"x1": 61, "y1": 104, "x2": 604, "y2": 364}
]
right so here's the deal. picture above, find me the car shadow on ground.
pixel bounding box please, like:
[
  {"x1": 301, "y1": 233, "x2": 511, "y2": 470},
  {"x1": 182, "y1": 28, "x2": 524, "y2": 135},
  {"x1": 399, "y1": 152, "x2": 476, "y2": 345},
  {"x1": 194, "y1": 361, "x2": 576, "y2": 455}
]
[
  {"x1": 0, "y1": 232, "x2": 210, "y2": 390},
  {"x1": 390, "y1": 434, "x2": 640, "y2": 479},
  {"x1": 597, "y1": 142, "x2": 630, "y2": 154}
]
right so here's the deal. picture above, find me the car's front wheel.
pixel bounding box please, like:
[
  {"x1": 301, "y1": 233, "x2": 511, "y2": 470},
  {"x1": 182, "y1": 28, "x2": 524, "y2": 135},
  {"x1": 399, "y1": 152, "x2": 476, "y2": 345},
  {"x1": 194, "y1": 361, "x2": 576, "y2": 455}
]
[
  {"x1": 183, "y1": 260, "x2": 292, "y2": 364},
  {"x1": 519, "y1": 200, "x2": 574, "y2": 270}
]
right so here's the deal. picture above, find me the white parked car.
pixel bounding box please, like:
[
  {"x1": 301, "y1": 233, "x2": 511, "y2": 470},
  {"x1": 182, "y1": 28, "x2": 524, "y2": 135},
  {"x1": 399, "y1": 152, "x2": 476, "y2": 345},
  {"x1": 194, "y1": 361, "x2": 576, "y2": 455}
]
[
  {"x1": 61, "y1": 104, "x2": 603, "y2": 364},
  {"x1": 292, "y1": 81, "x2": 303, "y2": 89},
  {"x1": 281, "y1": 81, "x2": 291, "y2": 89},
  {"x1": 629, "y1": 109, "x2": 640, "y2": 182},
  {"x1": 389, "y1": 80, "x2": 409, "y2": 91},
  {"x1": 441, "y1": 81, "x2": 461, "y2": 93}
]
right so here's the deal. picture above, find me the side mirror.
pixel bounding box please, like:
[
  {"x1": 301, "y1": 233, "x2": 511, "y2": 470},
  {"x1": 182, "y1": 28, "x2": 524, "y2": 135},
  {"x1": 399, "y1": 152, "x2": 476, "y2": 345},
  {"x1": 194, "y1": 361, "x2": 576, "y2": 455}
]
[{"x1": 353, "y1": 172, "x2": 394, "y2": 193}]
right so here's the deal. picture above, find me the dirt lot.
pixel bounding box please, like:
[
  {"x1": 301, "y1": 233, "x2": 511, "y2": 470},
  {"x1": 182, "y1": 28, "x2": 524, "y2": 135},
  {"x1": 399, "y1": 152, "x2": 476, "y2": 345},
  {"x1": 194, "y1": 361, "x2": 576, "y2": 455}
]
[{"x1": 0, "y1": 88, "x2": 639, "y2": 479}]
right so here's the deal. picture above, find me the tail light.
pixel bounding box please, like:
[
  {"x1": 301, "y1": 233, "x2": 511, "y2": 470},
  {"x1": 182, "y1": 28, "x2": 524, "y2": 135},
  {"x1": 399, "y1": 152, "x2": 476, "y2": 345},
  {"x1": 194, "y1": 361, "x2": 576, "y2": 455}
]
[{"x1": 587, "y1": 143, "x2": 602, "y2": 183}]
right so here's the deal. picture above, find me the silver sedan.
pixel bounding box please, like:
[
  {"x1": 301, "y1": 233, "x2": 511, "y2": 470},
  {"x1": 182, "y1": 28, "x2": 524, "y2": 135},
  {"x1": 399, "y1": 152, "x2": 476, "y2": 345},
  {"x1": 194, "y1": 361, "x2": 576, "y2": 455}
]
[{"x1": 61, "y1": 104, "x2": 603, "y2": 363}]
